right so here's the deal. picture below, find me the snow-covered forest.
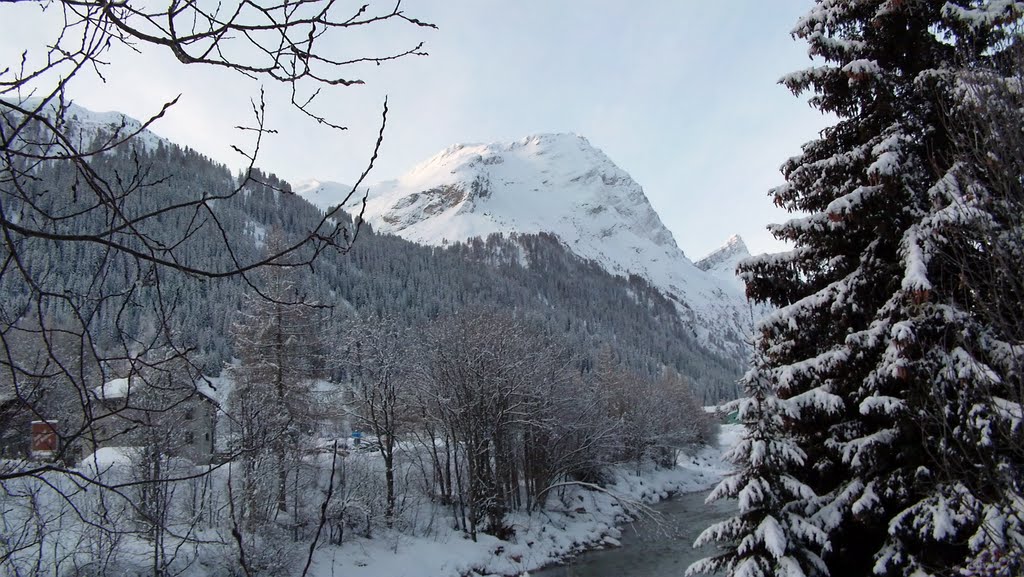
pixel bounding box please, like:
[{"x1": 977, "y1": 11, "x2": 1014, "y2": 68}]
[{"x1": 2, "y1": 0, "x2": 1023, "y2": 576}]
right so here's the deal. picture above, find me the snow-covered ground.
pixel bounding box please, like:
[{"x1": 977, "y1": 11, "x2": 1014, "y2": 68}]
[
  {"x1": 1, "y1": 404, "x2": 740, "y2": 577},
  {"x1": 305, "y1": 424, "x2": 742, "y2": 577}
]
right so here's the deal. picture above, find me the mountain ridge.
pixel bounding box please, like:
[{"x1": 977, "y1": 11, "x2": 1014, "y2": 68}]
[
  {"x1": 1, "y1": 101, "x2": 745, "y2": 400},
  {"x1": 4, "y1": 98, "x2": 169, "y2": 152}
]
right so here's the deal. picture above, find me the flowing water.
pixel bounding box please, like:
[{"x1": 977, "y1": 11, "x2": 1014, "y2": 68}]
[{"x1": 532, "y1": 490, "x2": 734, "y2": 577}]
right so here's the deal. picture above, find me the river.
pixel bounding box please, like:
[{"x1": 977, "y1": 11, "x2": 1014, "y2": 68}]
[{"x1": 532, "y1": 490, "x2": 734, "y2": 577}]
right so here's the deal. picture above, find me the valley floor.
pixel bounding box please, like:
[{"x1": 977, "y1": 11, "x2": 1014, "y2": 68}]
[{"x1": 306, "y1": 425, "x2": 742, "y2": 577}]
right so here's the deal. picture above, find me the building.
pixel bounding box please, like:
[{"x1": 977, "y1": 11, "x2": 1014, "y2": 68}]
[{"x1": 90, "y1": 376, "x2": 218, "y2": 464}]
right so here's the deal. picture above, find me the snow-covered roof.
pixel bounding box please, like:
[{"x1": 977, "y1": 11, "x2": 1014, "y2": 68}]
[
  {"x1": 197, "y1": 374, "x2": 231, "y2": 407},
  {"x1": 94, "y1": 377, "x2": 132, "y2": 400},
  {"x1": 311, "y1": 379, "x2": 341, "y2": 394},
  {"x1": 95, "y1": 376, "x2": 218, "y2": 404}
]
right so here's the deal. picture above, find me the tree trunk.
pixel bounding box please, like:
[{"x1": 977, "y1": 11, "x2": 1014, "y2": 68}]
[
  {"x1": 384, "y1": 449, "x2": 395, "y2": 527},
  {"x1": 275, "y1": 301, "x2": 288, "y2": 513}
]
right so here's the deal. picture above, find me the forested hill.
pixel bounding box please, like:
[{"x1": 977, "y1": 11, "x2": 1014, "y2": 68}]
[
  {"x1": 2, "y1": 116, "x2": 742, "y2": 402},
  {"x1": 329, "y1": 231, "x2": 743, "y2": 401}
]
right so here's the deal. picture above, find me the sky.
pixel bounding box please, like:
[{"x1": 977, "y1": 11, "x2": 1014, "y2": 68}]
[{"x1": 0, "y1": 1, "x2": 828, "y2": 259}]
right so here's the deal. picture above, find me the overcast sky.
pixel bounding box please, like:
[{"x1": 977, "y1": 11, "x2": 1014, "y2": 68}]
[{"x1": 2, "y1": 1, "x2": 827, "y2": 259}]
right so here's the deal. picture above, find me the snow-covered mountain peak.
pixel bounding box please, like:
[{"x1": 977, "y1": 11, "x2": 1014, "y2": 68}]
[
  {"x1": 350, "y1": 134, "x2": 753, "y2": 362},
  {"x1": 697, "y1": 235, "x2": 750, "y2": 271},
  {"x1": 416, "y1": 133, "x2": 594, "y2": 170},
  {"x1": 722, "y1": 233, "x2": 746, "y2": 250},
  {"x1": 293, "y1": 179, "x2": 354, "y2": 212},
  {"x1": 362, "y1": 132, "x2": 679, "y2": 255}
]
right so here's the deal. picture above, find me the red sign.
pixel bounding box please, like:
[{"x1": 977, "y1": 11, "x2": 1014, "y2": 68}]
[{"x1": 31, "y1": 420, "x2": 58, "y2": 458}]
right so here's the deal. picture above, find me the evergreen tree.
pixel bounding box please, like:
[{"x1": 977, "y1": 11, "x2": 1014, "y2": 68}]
[
  {"x1": 689, "y1": 352, "x2": 830, "y2": 577},
  {"x1": 695, "y1": 2, "x2": 1023, "y2": 576},
  {"x1": 921, "y1": 15, "x2": 1024, "y2": 574}
]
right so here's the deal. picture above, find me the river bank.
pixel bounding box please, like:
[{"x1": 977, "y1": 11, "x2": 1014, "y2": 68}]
[
  {"x1": 306, "y1": 425, "x2": 742, "y2": 577},
  {"x1": 532, "y1": 489, "x2": 736, "y2": 577}
]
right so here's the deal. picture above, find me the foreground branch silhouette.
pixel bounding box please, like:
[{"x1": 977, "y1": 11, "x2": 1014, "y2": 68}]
[{"x1": 0, "y1": 1, "x2": 432, "y2": 573}]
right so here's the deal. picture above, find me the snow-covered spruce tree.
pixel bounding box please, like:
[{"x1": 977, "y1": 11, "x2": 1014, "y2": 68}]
[
  {"x1": 688, "y1": 352, "x2": 830, "y2": 577},
  {"x1": 694, "y1": 2, "x2": 1023, "y2": 577}
]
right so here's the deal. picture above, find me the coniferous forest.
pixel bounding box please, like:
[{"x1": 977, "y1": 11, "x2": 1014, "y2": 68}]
[{"x1": 0, "y1": 109, "x2": 727, "y2": 575}]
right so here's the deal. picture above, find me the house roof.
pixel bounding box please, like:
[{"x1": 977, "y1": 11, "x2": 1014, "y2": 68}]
[
  {"x1": 94, "y1": 377, "x2": 132, "y2": 400},
  {"x1": 95, "y1": 377, "x2": 217, "y2": 404}
]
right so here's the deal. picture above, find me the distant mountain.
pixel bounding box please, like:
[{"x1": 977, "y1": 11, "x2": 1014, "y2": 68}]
[
  {"x1": 3, "y1": 98, "x2": 169, "y2": 152},
  {"x1": 327, "y1": 133, "x2": 753, "y2": 362},
  {"x1": 2, "y1": 103, "x2": 744, "y2": 401},
  {"x1": 293, "y1": 180, "x2": 355, "y2": 212},
  {"x1": 696, "y1": 235, "x2": 751, "y2": 294}
]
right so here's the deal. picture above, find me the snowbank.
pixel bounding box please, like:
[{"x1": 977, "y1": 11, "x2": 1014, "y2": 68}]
[{"x1": 308, "y1": 425, "x2": 742, "y2": 577}]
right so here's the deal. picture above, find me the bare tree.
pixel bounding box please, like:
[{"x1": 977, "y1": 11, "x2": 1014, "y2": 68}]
[
  {"x1": 1, "y1": 0, "x2": 433, "y2": 464},
  {"x1": 339, "y1": 312, "x2": 416, "y2": 528},
  {"x1": 0, "y1": 0, "x2": 433, "y2": 572},
  {"x1": 418, "y1": 309, "x2": 553, "y2": 539},
  {"x1": 417, "y1": 309, "x2": 620, "y2": 538},
  {"x1": 596, "y1": 354, "x2": 713, "y2": 472}
]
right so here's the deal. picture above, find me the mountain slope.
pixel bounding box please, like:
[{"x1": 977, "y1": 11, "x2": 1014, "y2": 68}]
[
  {"x1": 1, "y1": 102, "x2": 743, "y2": 401},
  {"x1": 3, "y1": 98, "x2": 169, "y2": 152},
  {"x1": 331, "y1": 134, "x2": 752, "y2": 361}
]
